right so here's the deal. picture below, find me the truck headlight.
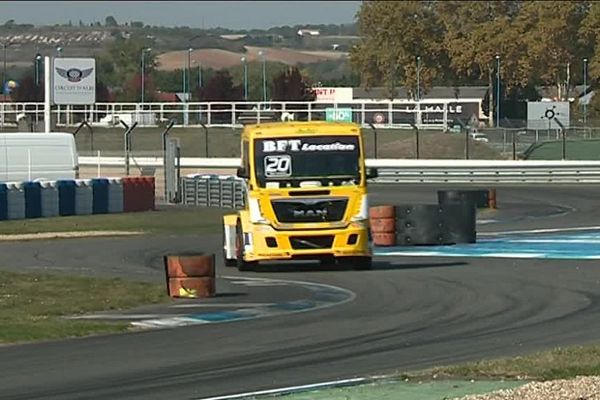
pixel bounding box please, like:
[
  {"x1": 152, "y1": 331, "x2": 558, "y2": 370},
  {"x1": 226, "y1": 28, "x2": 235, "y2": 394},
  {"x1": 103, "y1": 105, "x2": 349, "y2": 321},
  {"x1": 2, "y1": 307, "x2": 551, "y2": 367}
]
[
  {"x1": 351, "y1": 194, "x2": 369, "y2": 222},
  {"x1": 248, "y1": 197, "x2": 269, "y2": 224}
]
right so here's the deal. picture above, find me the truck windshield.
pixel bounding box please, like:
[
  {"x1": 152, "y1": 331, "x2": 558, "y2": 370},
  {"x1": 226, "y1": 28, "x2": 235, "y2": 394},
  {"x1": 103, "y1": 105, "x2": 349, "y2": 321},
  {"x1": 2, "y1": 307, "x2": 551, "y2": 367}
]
[{"x1": 253, "y1": 135, "x2": 361, "y2": 188}]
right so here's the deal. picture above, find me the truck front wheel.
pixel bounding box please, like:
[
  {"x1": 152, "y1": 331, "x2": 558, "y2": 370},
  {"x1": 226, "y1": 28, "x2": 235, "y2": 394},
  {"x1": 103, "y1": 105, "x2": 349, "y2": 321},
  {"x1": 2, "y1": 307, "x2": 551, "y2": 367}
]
[
  {"x1": 236, "y1": 221, "x2": 257, "y2": 272},
  {"x1": 337, "y1": 256, "x2": 372, "y2": 271}
]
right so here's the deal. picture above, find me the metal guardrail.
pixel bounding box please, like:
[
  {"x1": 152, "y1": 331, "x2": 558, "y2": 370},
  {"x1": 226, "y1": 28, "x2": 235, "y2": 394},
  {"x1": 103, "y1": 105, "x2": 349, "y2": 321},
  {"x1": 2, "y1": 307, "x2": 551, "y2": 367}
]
[
  {"x1": 181, "y1": 175, "x2": 245, "y2": 208},
  {"x1": 79, "y1": 157, "x2": 600, "y2": 185},
  {"x1": 1, "y1": 100, "x2": 486, "y2": 130}
]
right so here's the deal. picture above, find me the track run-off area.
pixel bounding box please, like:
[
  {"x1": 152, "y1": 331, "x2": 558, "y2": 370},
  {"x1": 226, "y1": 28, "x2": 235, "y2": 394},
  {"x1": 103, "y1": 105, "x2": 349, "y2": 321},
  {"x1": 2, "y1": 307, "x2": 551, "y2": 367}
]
[{"x1": 2, "y1": 185, "x2": 600, "y2": 400}]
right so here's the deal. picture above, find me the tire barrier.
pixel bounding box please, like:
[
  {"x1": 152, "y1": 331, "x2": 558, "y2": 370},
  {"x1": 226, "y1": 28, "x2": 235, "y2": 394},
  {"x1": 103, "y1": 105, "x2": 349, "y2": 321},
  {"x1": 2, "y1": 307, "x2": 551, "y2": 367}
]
[
  {"x1": 23, "y1": 181, "x2": 42, "y2": 219},
  {"x1": 0, "y1": 184, "x2": 7, "y2": 221},
  {"x1": 57, "y1": 180, "x2": 76, "y2": 216},
  {"x1": 40, "y1": 181, "x2": 59, "y2": 217},
  {"x1": 181, "y1": 175, "x2": 246, "y2": 209},
  {"x1": 123, "y1": 177, "x2": 155, "y2": 212},
  {"x1": 107, "y1": 177, "x2": 124, "y2": 214},
  {"x1": 437, "y1": 189, "x2": 496, "y2": 209},
  {"x1": 0, "y1": 177, "x2": 154, "y2": 221},
  {"x1": 6, "y1": 183, "x2": 25, "y2": 220},
  {"x1": 164, "y1": 253, "x2": 215, "y2": 299},
  {"x1": 91, "y1": 178, "x2": 109, "y2": 215},
  {"x1": 75, "y1": 179, "x2": 93, "y2": 216},
  {"x1": 370, "y1": 200, "x2": 477, "y2": 247}
]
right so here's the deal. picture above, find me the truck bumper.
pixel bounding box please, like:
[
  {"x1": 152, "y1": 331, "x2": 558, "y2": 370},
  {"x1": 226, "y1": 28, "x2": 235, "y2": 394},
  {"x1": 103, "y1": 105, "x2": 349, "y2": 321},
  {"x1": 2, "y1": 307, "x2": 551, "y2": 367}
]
[{"x1": 242, "y1": 222, "x2": 371, "y2": 262}]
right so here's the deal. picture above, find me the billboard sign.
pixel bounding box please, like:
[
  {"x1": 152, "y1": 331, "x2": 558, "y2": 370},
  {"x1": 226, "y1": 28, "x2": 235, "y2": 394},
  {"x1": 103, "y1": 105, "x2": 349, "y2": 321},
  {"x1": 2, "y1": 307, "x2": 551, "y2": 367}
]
[
  {"x1": 52, "y1": 58, "x2": 96, "y2": 105},
  {"x1": 312, "y1": 87, "x2": 353, "y2": 103},
  {"x1": 527, "y1": 101, "x2": 570, "y2": 130}
]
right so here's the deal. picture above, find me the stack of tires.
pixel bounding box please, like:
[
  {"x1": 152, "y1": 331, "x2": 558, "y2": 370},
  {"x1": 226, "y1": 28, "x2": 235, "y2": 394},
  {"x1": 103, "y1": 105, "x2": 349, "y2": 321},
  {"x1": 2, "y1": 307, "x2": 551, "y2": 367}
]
[
  {"x1": 369, "y1": 201, "x2": 477, "y2": 247},
  {"x1": 369, "y1": 205, "x2": 396, "y2": 246}
]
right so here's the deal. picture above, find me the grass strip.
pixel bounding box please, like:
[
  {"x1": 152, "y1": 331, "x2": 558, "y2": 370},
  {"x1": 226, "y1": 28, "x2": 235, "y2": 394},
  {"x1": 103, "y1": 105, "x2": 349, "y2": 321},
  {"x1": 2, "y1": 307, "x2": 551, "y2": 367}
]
[
  {"x1": 0, "y1": 270, "x2": 170, "y2": 343},
  {"x1": 0, "y1": 206, "x2": 227, "y2": 235},
  {"x1": 410, "y1": 345, "x2": 600, "y2": 381}
]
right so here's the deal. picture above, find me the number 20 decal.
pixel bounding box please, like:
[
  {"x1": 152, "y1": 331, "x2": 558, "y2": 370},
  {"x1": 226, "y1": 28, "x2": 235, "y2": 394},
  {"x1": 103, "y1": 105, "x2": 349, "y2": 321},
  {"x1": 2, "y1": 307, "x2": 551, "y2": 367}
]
[{"x1": 264, "y1": 155, "x2": 292, "y2": 177}]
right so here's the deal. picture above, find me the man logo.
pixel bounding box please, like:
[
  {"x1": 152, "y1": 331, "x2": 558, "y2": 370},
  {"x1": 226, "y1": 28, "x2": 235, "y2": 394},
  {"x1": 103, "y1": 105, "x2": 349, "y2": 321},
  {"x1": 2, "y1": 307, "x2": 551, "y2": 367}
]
[{"x1": 55, "y1": 67, "x2": 93, "y2": 83}]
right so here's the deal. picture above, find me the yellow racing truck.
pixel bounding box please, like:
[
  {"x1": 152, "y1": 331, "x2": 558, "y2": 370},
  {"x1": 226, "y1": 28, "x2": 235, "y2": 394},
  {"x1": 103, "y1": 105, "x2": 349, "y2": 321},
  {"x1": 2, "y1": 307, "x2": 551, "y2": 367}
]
[{"x1": 222, "y1": 121, "x2": 377, "y2": 271}]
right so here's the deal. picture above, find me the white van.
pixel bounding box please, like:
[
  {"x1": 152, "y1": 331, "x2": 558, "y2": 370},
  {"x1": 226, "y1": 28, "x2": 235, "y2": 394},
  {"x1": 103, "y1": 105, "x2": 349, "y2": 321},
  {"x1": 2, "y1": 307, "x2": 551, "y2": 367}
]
[{"x1": 0, "y1": 132, "x2": 79, "y2": 182}]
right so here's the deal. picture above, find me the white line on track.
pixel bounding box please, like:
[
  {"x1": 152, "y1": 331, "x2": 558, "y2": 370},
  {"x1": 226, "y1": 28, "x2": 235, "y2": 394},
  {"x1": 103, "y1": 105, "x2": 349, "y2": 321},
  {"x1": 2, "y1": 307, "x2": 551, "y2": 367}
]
[
  {"x1": 171, "y1": 303, "x2": 275, "y2": 308},
  {"x1": 196, "y1": 377, "x2": 368, "y2": 400},
  {"x1": 481, "y1": 226, "x2": 600, "y2": 236}
]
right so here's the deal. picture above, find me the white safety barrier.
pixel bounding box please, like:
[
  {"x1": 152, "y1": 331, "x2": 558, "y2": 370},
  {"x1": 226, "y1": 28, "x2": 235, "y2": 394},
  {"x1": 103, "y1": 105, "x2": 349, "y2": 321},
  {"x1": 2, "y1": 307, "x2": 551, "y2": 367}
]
[
  {"x1": 79, "y1": 157, "x2": 600, "y2": 185},
  {"x1": 107, "y1": 177, "x2": 124, "y2": 213},
  {"x1": 40, "y1": 181, "x2": 59, "y2": 217},
  {"x1": 75, "y1": 179, "x2": 93, "y2": 215},
  {"x1": 5, "y1": 182, "x2": 25, "y2": 220}
]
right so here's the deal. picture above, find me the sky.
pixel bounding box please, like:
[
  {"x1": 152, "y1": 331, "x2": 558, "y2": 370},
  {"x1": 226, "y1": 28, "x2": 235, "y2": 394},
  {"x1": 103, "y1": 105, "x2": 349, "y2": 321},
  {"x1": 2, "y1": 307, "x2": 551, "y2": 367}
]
[{"x1": 0, "y1": 1, "x2": 362, "y2": 30}]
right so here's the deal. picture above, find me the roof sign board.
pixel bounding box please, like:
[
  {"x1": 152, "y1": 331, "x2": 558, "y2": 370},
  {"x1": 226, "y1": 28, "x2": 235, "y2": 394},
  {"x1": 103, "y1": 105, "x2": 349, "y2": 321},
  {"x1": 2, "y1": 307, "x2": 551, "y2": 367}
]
[
  {"x1": 325, "y1": 108, "x2": 353, "y2": 122},
  {"x1": 52, "y1": 58, "x2": 96, "y2": 105},
  {"x1": 313, "y1": 87, "x2": 353, "y2": 103}
]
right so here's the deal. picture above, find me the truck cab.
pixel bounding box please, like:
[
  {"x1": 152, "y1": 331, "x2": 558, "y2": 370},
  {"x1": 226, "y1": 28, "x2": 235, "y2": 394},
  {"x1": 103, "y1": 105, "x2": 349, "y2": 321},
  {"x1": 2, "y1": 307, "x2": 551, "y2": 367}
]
[{"x1": 222, "y1": 121, "x2": 375, "y2": 271}]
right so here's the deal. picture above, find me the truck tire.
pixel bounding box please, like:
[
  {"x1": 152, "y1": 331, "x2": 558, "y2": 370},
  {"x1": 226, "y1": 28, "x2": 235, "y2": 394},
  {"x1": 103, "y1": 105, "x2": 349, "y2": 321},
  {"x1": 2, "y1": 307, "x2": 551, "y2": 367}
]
[
  {"x1": 236, "y1": 221, "x2": 256, "y2": 272},
  {"x1": 336, "y1": 256, "x2": 372, "y2": 271},
  {"x1": 352, "y1": 256, "x2": 372, "y2": 271},
  {"x1": 222, "y1": 226, "x2": 236, "y2": 267}
]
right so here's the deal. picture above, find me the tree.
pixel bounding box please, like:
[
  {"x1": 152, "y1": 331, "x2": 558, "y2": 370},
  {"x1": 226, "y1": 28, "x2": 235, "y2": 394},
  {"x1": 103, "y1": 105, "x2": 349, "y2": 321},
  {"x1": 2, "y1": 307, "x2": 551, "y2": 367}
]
[
  {"x1": 96, "y1": 38, "x2": 156, "y2": 91},
  {"x1": 270, "y1": 67, "x2": 315, "y2": 101},
  {"x1": 514, "y1": 1, "x2": 589, "y2": 99},
  {"x1": 350, "y1": 1, "x2": 445, "y2": 99},
  {"x1": 580, "y1": 2, "x2": 600, "y2": 81},
  {"x1": 12, "y1": 74, "x2": 43, "y2": 102},
  {"x1": 436, "y1": 1, "x2": 527, "y2": 125},
  {"x1": 197, "y1": 70, "x2": 242, "y2": 101},
  {"x1": 105, "y1": 16, "x2": 118, "y2": 27}
]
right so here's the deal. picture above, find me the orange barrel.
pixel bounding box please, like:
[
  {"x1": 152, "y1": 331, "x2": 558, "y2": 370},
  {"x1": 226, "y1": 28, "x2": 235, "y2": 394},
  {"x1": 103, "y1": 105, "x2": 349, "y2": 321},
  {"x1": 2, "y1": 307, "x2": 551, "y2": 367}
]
[
  {"x1": 372, "y1": 232, "x2": 396, "y2": 247},
  {"x1": 167, "y1": 277, "x2": 215, "y2": 299},
  {"x1": 370, "y1": 217, "x2": 395, "y2": 233},
  {"x1": 369, "y1": 205, "x2": 396, "y2": 246},
  {"x1": 369, "y1": 205, "x2": 395, "y2": 219},
  {"x1": 164, "y1": 253, "x2": 215, "y2": 298}
]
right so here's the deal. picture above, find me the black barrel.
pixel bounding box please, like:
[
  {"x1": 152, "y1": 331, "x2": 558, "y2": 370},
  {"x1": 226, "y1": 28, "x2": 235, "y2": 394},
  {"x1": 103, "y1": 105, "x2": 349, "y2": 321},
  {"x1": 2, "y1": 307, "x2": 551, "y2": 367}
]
[
  {"x1": 438, "y1": 189, "x2": 489, "y2": 208},
  {"x1": 395, "y1": 205, "x2": 452, "y2": 246},
  {"x1": 440, "y1": 203, "x2": 477, "y2": 244},
  {"x1": 395, "y1": 203, "x2": 476, "y2": 246}
]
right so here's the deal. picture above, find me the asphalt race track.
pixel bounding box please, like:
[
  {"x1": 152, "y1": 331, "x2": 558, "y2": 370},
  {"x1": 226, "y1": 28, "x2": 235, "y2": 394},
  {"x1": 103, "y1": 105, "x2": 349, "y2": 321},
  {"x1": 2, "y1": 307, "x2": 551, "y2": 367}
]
[{"x1": 2, "y1": 185, "x2": 600, "y2": 400}]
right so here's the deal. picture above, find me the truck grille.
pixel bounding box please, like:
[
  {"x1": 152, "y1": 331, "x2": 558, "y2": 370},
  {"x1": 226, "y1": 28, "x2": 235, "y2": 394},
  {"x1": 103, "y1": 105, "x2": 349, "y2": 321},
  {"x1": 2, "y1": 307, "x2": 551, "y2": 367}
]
[
  {"x1": 271, "y1": 197, "x2": 348, "y2": 223},
  {"x1": 290, "y1": 235, "x2": 334, "y2": 250}
]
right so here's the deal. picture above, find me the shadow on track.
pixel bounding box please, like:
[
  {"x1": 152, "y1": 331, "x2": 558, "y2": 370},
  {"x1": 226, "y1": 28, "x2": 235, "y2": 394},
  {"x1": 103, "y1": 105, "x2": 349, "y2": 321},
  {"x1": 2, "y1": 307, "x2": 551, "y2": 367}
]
[{"x1": 248, "y1": 260, "x2": 468, "y2": 273}]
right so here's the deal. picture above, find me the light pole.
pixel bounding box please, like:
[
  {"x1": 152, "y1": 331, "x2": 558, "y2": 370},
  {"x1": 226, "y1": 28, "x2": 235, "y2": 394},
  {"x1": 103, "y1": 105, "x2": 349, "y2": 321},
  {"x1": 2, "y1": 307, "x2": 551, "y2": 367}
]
[
  {"x1": 1, "y1": 42, "x2": 7, "y2": 95},
  {"x1": 241, "y1": 56, "x2": 248, "y2": 100},
  {"x1": 416, "y1": 56, "x2": 421, "y2": 101},
  {"x1": 496, "y1": 55, "x2": 500, "y2": 128},
  {"x1": 197, "y1": 62, "x2": 202, "y2": 89},
  {"x1": 140, "y1": 47, "x2": 151, "y2": 104},
  {"x1": 35, "y1": 54, "x2": 42, "y2": 87},
  {"x1": 187, "y1": 48, "x2": 192, "y2": 100},
  {"x1": 583, "y1": 58, "x2": 588, "y2": 127},
  {"x1": 258, "y1": 50, "x2": 267, "y2": 102}
]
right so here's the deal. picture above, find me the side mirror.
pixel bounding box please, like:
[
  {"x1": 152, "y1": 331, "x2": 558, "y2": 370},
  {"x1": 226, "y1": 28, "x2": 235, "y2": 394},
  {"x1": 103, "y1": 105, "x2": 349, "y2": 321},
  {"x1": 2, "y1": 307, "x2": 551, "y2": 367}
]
[
  {"x1": 236, "y1": 167, "x2": 249, "y2": 179},
  {"x1": 366, "y1": 167, "x2": 378, "y2": 180}
]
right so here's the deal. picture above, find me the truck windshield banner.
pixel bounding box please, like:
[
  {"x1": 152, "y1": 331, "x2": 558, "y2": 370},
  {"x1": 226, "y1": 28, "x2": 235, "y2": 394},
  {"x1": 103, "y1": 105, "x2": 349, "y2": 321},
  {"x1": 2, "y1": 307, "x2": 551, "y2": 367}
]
[{"x1": 254, "y1": 136, "x2": 360, "y2": 185}]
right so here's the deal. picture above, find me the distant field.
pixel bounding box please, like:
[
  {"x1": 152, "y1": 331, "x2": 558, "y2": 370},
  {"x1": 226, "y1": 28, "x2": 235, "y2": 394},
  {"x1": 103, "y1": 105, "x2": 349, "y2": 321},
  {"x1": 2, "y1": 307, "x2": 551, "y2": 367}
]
[{"x1": 157, "y1": 46, "x2": 348, "y2": 70}]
